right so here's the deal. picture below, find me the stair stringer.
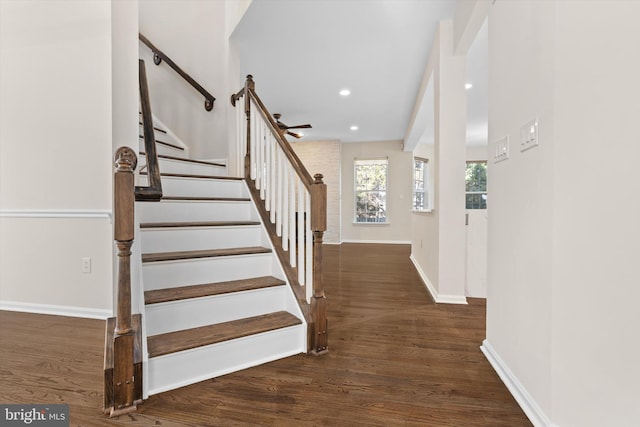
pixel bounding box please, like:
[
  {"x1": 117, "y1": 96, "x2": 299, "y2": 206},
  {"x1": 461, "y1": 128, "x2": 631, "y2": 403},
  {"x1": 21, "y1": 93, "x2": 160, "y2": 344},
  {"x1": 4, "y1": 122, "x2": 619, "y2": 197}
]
[
  {"x1": 131, "y1": 209, "x2": 151, "y2": 400},
  {"x1": 242, "y1": 178, "x2": 307, "y2": 325}
]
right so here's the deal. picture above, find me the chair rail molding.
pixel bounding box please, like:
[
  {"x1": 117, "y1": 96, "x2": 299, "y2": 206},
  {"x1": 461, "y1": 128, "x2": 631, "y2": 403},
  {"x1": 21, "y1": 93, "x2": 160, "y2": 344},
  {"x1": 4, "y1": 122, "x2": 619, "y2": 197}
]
[{"x1": 0, "y1": 209, "x2": 112, "y2": 219}]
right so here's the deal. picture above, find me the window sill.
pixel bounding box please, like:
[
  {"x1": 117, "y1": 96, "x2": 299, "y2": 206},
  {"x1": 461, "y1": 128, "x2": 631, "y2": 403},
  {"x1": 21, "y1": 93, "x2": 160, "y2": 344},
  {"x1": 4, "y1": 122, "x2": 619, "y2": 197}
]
[{"x1": 412, "y1": 209, "x2": 433, "y2": 214}]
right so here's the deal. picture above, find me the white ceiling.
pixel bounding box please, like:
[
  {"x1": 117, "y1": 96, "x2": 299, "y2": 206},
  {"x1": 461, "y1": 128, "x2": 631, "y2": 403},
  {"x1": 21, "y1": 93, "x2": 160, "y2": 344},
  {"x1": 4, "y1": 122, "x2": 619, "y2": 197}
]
[{"x1": 232, "y1": 0, "x2": 487, "y2": 146}]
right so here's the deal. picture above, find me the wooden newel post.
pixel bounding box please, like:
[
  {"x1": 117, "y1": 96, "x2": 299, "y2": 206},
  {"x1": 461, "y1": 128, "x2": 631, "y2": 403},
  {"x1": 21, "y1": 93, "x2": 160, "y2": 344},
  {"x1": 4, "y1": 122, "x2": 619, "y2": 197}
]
[
  {"x1": 111, "y1": 147, "x2": 137, "y2": 416},
  {"x1": 244, "y1": 75, "x2": 255, "y2": 179},
  {"x1": 310, "y1": 173, "x2": 328, "y2": 355},
  {"x1": 114, "y1": 147, "x2": 136, "y2": 335}
]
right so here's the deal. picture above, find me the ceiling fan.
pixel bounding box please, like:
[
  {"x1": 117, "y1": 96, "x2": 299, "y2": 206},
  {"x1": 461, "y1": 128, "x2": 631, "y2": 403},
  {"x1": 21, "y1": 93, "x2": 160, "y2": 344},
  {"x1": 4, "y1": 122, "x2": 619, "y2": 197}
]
[{"x1": 273, "y1": 113, "x2": 312, "y2": 139}]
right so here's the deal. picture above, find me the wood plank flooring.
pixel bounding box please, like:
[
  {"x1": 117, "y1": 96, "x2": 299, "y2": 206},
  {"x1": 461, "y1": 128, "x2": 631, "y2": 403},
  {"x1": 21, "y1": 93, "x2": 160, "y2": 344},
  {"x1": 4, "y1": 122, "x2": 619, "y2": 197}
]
[{"x1": 0, "y1": 243, "x2": 531, "y2": 426}]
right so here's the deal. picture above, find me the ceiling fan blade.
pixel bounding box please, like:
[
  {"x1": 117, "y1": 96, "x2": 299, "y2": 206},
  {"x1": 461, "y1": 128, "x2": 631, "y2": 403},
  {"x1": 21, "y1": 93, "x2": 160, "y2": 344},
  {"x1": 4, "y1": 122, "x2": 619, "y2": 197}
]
[
  {"x1": 285, "y1": 124, "x2": 312, "y2": 129},
  {"x1": 287, "y1": 130, "x2": 303, "y2": 138}
]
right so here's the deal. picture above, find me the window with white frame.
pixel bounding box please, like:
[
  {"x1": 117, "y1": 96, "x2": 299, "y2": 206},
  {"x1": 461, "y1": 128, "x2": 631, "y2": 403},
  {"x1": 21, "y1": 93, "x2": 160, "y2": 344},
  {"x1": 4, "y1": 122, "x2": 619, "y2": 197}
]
[
  {"x1": 465, "y1": 161, "x2": 487, "y2": 209},
  {"x1": 413, "y1": 157, "x2": 430, "y2": 211},
  {"x1": 354, "y1": 158, "x2": 388, "y2": 223}
]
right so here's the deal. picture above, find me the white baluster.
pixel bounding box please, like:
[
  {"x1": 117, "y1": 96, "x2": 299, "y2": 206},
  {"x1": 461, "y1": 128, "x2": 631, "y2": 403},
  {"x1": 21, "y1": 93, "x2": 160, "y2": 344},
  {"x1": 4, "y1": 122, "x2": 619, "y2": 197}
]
[
  {"x1": 282, "y1": 161, "x2": 289, "y2": 250},
  {"x1": 236, "y1": 103, "x2": 242, "y2": 174},
  {"x1": 276, "y1": 149, "x2": 283, "y2": 236},
  {"x1": 257, "y1": 118, "x2": 264, "y2": 197},
  {"x1": 269, "y1": 138, "x2": 276, "y2": 223},
  {"x1": 289, "y1": 167, "x2": 296, "y2": 267},
  {"x1": 297, "y1": 179, "x2": 305, "y2": 285},
  {"x1": 253, "y1": 103, "x2": 260, "y2": 188},
  {"x1": 250, "y1": 107, "x2": 256, "y2": 180},
  {"x1": 265, "y1": 134, "x2": 272, "y2": 209},
  {"x1": 305, "y1": 190, "x2": 313, "y2": 302}
]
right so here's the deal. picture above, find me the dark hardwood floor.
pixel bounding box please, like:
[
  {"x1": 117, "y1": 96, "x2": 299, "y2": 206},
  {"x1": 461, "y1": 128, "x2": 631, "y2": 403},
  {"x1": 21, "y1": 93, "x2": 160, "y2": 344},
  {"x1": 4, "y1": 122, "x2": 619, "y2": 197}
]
[{"x1": 0, "y1": 243, "x2": 531, "y2": 426}]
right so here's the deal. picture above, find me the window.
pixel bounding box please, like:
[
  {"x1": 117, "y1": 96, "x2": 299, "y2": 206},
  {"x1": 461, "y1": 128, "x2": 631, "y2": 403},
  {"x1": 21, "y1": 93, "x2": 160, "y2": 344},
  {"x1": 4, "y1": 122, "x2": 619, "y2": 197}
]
[
  {"x1": 465, "y1": 161, "x2": 487, "y2": 209},
  {"x1": 413, "y1": 157, "x2": 430, "y2": 211},
  {"x1": 354, "y1": 158, "x2": 388, "y2": 223}
]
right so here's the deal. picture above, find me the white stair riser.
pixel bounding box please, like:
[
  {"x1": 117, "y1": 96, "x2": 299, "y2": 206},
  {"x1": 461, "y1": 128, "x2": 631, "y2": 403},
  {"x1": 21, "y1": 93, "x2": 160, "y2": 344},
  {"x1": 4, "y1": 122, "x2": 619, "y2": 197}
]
[
  {"x1": 160, "y1": 177, "x2": 247, "y2": 199},
  {"x1": 147, "y1": 325, "x2": 306, "y2": 396},
  {"x1": 142, "y1": 253, "x2": 274, "y2": 290},
  {"x1": 140, "y1": 155, "x2": 227, "y2": 176},
  {"x1": 141, "y1": 226, "x2": 263, "y2": 253},
  {"x1": 146, "y1": 287, "x2": 288, "y2": 335},
  {"x1": 139, "y1": 140, "x2": 185, "y2": 157},
  {"x1": 137, "y1": 200, "x2": 255, "y2": 223}
]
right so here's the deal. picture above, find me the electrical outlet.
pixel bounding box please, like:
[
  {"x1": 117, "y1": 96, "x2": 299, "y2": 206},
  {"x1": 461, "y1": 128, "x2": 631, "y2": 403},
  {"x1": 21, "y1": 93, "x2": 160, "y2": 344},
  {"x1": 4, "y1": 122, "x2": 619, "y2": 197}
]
[
  {"x1": 493, "y1": 136, "x2": 509, "y2": 163},
  {"x1": 82, "y1": 257, "x2": 91, "y2": 273},
  {"x1": 520, "y1": 118, "x2": 539, "y2": 152}
]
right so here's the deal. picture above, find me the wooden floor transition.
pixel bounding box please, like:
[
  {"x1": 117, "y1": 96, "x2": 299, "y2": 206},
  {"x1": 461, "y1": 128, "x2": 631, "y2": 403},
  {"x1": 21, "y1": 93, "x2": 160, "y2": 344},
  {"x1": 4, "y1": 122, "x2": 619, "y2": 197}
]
[{"x1": 0, "y1": 243, "x2": 531, "y2": 426}]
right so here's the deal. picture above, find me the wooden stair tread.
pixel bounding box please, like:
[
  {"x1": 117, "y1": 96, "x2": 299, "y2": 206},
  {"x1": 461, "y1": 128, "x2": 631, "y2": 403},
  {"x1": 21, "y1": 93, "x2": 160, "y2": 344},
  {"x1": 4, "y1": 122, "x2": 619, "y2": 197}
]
[
  {"x1": 161, "y1": 196, "x2": 250, "y2": 202},
  {"x1": 140, "y1": 220, "x2": 260, "y2": 228},
  {"x1": 140, "y1": 152, "x2": 225, "y2": 167},
  {"x1": 147, "y1": 311, "x2": 302, "y2": 358},
  {"x1": 142, "y1": 246, "x2": 271, "y2": 263},
  {"x1": 145, "y1": 276, "x2": 286, "y2": 305},
  {"x1": 142, "y1": 171, "x2": 242, "y2": 180}
]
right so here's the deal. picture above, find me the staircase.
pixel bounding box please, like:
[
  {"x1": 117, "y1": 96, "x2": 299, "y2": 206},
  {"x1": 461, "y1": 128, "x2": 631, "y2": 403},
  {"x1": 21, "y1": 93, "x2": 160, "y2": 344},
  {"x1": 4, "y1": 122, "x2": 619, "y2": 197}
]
[
  {"x1": 136, "y1": 123, "x2": 307, "y2": 396},
  {"x1": 105, "y1": 51, "x2": 326, "y2": 416}
]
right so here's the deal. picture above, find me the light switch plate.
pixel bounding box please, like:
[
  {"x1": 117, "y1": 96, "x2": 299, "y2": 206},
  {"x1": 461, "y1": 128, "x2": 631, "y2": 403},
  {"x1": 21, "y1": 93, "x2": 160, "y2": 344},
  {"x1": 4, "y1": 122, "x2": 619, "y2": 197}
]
[
  {"x1": 520, "y1": 118, "x2": 539, "y2": 151},
  {"x1": 493, "y1": 136, "x2": 509, "y2": 163}
]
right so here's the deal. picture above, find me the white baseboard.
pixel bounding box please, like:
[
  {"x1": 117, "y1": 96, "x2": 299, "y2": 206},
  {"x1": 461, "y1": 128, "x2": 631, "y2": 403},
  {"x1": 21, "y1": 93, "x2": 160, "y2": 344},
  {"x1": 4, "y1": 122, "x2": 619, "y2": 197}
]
[
  {"x1": 480, "y1": 340, "x2": 554, "y2": 427},
  {"x1": 0, "y1": 300, "x2": 112, "y2": 320},
  {"x1": 409, "y1": 254, "x2": 467, "y2": 304}
]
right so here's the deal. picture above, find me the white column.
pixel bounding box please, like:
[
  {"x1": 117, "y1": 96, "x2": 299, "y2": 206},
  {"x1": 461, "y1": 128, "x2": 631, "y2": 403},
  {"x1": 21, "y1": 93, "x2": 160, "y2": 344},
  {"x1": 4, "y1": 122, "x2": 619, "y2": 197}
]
[{"x1": 434, "y1": 20, "x2": 467, "y2": 302}]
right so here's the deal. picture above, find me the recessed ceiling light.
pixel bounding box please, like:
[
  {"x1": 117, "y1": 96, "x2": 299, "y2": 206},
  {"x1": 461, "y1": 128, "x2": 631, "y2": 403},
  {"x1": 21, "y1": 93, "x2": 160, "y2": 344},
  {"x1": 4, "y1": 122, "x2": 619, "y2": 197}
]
[
  {"x1": 465, "y1": 83, "x2": 473, "y2": 90},
  {"x1": 350, "y1": 125, "x2": 359, "y2": 131},
  {"x1": 339, "y1": 89, "x2": 351, "y2": 97}
]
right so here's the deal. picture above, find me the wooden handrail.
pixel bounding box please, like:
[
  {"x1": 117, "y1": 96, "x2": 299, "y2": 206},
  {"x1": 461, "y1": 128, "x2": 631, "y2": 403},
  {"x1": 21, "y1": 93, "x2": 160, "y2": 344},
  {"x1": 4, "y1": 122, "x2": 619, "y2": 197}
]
[
  {"x1": 248, "y1": 90, "x2": 315, "y2": 190},
  {"x1": 233, "y1": 75, "x2": 328, "y2": 354},
  {"x1": 139, "y1": 33, "x2": 216, "y2": 111},
  {"x1": 136, "y1": 60, "x2": 162, "y2": 202},
  {"x1": 232, "y1": 76, "x2": 314, "y2": 190}
]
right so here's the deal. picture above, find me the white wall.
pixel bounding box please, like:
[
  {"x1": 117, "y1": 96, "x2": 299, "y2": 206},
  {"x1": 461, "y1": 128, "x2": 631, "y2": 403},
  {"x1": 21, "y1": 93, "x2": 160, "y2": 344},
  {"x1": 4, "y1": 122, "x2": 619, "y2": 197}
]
[
  {"x1": 486, "y1": 1, "x2": 640, "y2": 426},
  {"x1": 341, "y1": 141, "x2": 412, "y2": 244},
  {"x1": 139, "y1": 0, "x2": 229, "y2": 160},
  {"x1": 111, "y1": 0, "x2": 142, "y2": 315},
  {"x1": 551, "y1": 1, "x2": 640, "y2": 425},
  {"x1": 410, "y1": 143, "x2": 439, "y2": 293},
  {"x1": 225, "y1": 0, "x2": 252, "y2": 177},
  {"x1": 290, "y1": 140, "x2": 341, "y2": 244},
  {"x1": 0, "y1": 0, "x2": 115, "y2": 317}
]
